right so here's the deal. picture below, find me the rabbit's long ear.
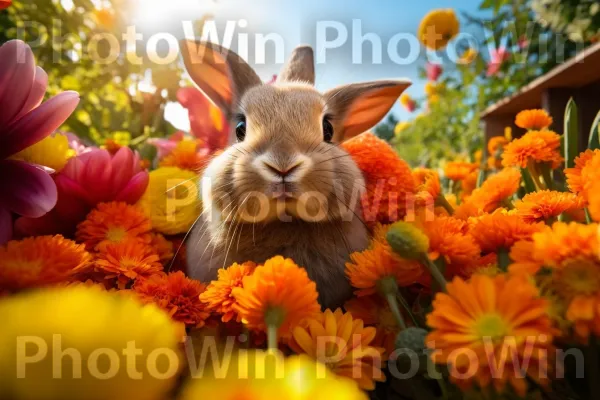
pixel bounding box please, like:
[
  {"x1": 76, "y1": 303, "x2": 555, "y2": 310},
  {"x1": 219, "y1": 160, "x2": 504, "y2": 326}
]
[
  {"x1": 277, "y1": 46, "x2": 315, "y2": 84},
  {"x1": 324, "y1": 80, "x2": 411, "y2": 140},
  {"x1": 180, "y1": 40, "x2": 262, "y2": 116}
]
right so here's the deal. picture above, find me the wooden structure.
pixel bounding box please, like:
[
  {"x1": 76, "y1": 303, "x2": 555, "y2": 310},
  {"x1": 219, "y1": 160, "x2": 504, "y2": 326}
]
[{"x1": 482, "y1": 41, "x2": 600, "y2": 147}]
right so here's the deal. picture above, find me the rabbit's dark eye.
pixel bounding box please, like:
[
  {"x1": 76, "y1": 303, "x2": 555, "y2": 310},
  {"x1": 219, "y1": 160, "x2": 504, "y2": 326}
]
[
  {"x1": 323, "y1": 116, "x2": 334, "y2": 142},
  {"x1": 235, "y1": 116, "x2": 246, "y2": 142}
]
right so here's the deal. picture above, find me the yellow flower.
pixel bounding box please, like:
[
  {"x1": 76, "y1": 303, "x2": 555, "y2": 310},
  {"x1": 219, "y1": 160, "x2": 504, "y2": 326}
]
[
  {"x1": 290, "y1": 309, "x2": 385, "y2": 391},
  {"x1": 11, "y1": 133, "x2": 75, "y2": 172},
  {"x1": 458, "y1": 47, "x2": 477, "y2": 64},
  {"x1": 427, "y1": 274, "x2": 556, "y2": 396},
  {"x1": 418, "y1": 9, "x2": 460, "y2": 50},
  {"x1": 179, "y1": 352, "x2": 367, "y2": 400},
  {"x1": 394, "y1": 121, "x2": 410, "y2": 136},
  {"x1": 95, "y1": 8, "x2": 116, "y2": 29},
  {"x1": 159, "y1": 139, "x2": 208, "y2": 172},
  {"x1": 137, "y1": 167, "x2": 201, "y2": 235},
  {"x1": 0, "y1": 286, "x2": 182, "y2": 400}
]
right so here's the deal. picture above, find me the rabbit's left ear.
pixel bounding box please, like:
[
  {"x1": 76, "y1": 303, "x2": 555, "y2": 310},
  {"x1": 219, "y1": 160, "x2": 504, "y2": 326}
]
[{"x1": 324, "y1": 80, "x2": 411, "y2": 140}]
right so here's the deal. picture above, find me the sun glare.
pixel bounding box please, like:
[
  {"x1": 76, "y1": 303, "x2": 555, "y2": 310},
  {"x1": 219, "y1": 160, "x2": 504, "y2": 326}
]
[{"x1": 131, "y1": 0, "x2": 210, "y2": 32}]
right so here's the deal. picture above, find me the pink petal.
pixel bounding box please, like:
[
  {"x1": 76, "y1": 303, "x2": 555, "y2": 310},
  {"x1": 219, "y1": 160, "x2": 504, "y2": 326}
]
[
  {"x1": 110, "y1": 147, "x2": 135, "y2": 190},
  {"x1": 0, "y1": 91, "x2": 80, "y2": 159},
  {"x1": 148, "y1": 138, "x2": 179, "y2": 159},
  {"x1": 14, "y1": 66, "x2": 48, "y2": 121},
  {"x1": 0, "y1": 40, "x2": 36, "y2": 127},
  {"x1": 115, "y1": 171, "x2": 149, "y2": 204},
  {"x1": 0, "y1": 159, "x2": 57, "y2": 218},
  {"x1": 0, "y1": 206, "x2": 13, "y2": 245}
]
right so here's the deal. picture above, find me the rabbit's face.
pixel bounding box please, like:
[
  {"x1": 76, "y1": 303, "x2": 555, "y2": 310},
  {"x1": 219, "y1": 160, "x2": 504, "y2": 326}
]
[{"x1": 203, "y1": 83, "x2": 365, "y2": 224}]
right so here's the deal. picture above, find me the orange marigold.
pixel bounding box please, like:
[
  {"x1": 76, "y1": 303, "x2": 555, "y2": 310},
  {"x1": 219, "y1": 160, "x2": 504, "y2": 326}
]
[
  {"x1": 487, "y1": 136, "x2": 508, "y2": 155},
  {"x1": 587, "y1": 181, "x2": 600, "y2": 222},
  {"x1": 565, "y1": 149, "x2": 600, "y2": 200},
  {"x1": 468, "y1": 210, "x2": 544, "y2": 254},
  {"x1": 509, "y1": 222, "x2": 600, "y2": 341},
  {"x1": 149, "y1": 233, "x2": 174, "y2": 264},
  {"x1": 344, "y1": 295, "x2": 401, "y2": 359},
  {"x1": 514, "y1": 190, "x2": 578, "y2": 223},
  {"x1": 467, "y1": 168, "x2": 521, "y2": 212},
  {"x1": 159, "y1": 139, "x2": 209, "y2": 172},
  {"x1": 346, "y1": 240, "x2": 422, "y2": 297},
  {"x1": 461, "y1": 170, "x2": 478, "y2": 199},
  {"x1": 0, "y1": 235, "x2": 92, "y2": 291},
  {"x1": 93, "y1": 239, "x2": 163, "y2": 289},
  {"x1": 444, "y1": 161, "x2": 478, "y2": 181},
  {"x1": 76, "y1": 202, "x2": 152, "y2": 251},
  {"x1": 427, "y1": 274, "x2": 556, "y2": 396},
  {"x1": 132, "y1": 271, "x2": 210, "y2": 328},
  {"x1": 343, "y1": 133, "x2": 415, "y2": 225},
  {"x1": 502, "y1": 130, "x2": 563, "y2": 169},
  {"x1": 412, "y1": 167, "x2": 441, "y2": 206},
  {"x1": 200, "y1": 261, "x2": 257, "y2": 323},
  {"x1": 290, "y1": 308, "x2": 385, "y2": 390},
  {"x1": 232, "y1": 256, "x2": 320, "y2": 338},
  {"x1": 515, "y1": 109, "x2": 553, "y2": 130}
]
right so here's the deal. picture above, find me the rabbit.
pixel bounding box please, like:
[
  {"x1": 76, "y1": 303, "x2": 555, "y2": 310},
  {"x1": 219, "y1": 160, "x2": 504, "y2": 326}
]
[{"x1": 180, "y1": 40, "x2": 411, "y2": 309}]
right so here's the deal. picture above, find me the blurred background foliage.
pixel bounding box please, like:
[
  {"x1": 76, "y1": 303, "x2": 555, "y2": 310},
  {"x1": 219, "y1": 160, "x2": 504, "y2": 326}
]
[
  {"x1": 383, "y1": 0, "x2": 595, "y2": 167},
  {"x1": 0, "y1": 0, "x2": 184, "y2": 147}
]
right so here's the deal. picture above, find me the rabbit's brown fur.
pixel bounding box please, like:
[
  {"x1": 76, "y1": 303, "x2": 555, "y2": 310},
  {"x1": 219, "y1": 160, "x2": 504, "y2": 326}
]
[{"x1": 181, "y1": 41, "x2": 410, "y2": 308}]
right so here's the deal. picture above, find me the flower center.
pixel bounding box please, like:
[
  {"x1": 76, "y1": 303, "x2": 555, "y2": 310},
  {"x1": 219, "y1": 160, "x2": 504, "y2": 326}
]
[
  {"x1": 106, "y1": 227, "x2": 126, "y2": 243},
  {"x1": 556, "y1": 259, "x2": 600, "y2": 299},
  {"x1": 473, "y1": 313, "x2": 510, "y2": 341}
]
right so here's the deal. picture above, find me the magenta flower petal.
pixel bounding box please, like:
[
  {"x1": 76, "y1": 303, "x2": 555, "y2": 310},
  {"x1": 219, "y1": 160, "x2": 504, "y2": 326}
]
[
  {"x1": 110, "y1": 146, "x2": 136, "y2": 190},
  {"x1": 0, "y1": 159, "x2": 57, "y2": 218},
  {"x1": 0, "y1": 206, "x2": 13, "y2": 245},
  {"x1": 115, "y1": 171, "x2": 149, "y2": 203},
  {"x1": 0, "y1": 91, "x2": 80, "y2": 159},
  {"x1": 0, "y1": 40, "x2": 36, "y2": 127},
  {"x1": 14, "y1": 66, "x2": 48, "y2": 121}
]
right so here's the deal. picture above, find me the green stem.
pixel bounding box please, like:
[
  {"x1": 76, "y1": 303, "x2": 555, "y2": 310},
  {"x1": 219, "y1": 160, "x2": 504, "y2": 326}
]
[
  {"x1": 540, "y1": 162, "x2": 555, "y2": 190},
  {"x1": 585, "y1": 208, "x2": 593, "y2": 224},
  {"x1": 421, "y1": 255, "x2": 447, "y2": 292},
  {"x1": 527, "y1": 163, "x2": 544, "y2": 191},
  {"x1": 385, "y1": 293, "x2": 407, "y2": 330},
  {"x1": 497, "y1": 248, "x2": 511, "y2": 271},
  {"x1": 267, "y1": 324, "x2": 278, "y2": 351},
  {"x1": 436, "y1": 193, "x2": 455, "y2": 215},
  {"x1": 397, "y1": 292, "x2": 420, "y2": 327}
]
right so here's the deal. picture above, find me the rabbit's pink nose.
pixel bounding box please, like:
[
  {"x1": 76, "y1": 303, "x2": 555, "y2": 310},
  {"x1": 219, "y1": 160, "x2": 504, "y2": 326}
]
[{"x1": 262, "y1": 160, "x2": 303, "y2": 179}]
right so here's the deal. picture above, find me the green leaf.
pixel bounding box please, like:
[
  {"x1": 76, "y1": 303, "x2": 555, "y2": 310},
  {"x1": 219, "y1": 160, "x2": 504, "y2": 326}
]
[
  {"x1": 588, "y1": 110, "x2": 600, "y2": 150},
  {"x1": 564, "y1": 98, "x2": 579, "y2": 169}
]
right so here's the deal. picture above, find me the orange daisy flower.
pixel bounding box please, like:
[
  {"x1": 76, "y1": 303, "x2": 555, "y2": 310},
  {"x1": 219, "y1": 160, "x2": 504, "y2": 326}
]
[
  {"x1": 200, "y1": 261, "x2": 257, "y2": 323},
  {"x1": 444, "y1": 161, "x2": 478, "y2": 181},
  {"x1": 468, "y1": 210, "x2": 544, "y2": 254},
  {"x1": 427, "y1": 274, "x2": 556, "y2": 396},
  {"x1": 290, "y1": 308, "x2": 385, "y2": 390},
  {"x1": 587, "y1": 181, "x2": 600, "y2": 222},
  {"x1": 514, "y1": 190, "x2": 578, "y2": 223},
  {"x1": 346, "y1": 241, "x2": 422, "y2": 297},
  {"x1": 93, "y1": 239, "x2": 163, "y2": 289},
  {"x1": 461, "y1": 170, "x2": 478, "y2": 199},
  {"x1": 467, "y1": 168, "x2": 521, "y2": 212},
  {"x1": 149, "y1": 233, "x2": 174, "y2": 264},
  {"x1": 159, "y1": 140, "x2": 209, "y2": 172},
  {"x1": 412, "y1": 167, "x2": 441, "y2": 206},
  {"x1": 515, "y1": 109, "x2": 553, "y2": 130},
  {"x1": 487, "y1": 136, "x2": 508, "y2": 156},
  {"x1": 565, "y1": 149, "x2": 600, "y2": 200},
  {"x1": 76, "y1": 202, "x2": 152, "y2": 251},
  {"x1": 509, "y1": 222, "x2": 600, "y2": 341},
  {"x1": 232, "y1": 256, "x2": 320, "y2": 338},
  {"x1": 0, "y1": 235, "x2": 92, "y2": 291},
  {"x1": 343, "y1": 133, "x2": 415, "y2": 225},
  {"x1": 502, "y1": 130, "x2": 563, "y2": 169},
  {"x1": 344, "y1": 295, "x2": 401, "y2": 359},
  {"x1": 132, "y1": 271, "x2": 210, "y2": 328}
]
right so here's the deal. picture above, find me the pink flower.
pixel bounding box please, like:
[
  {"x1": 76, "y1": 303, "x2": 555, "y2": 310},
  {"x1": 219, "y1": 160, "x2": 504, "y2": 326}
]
[
  {"x1": 178, "y1": 87, "x2": 229, "y2": 153},
  {"x1": 487, "y1": 47, "x2": 510, "y2": 77},
  {"x1": 148, "y1": 131, "x2": 185, "y2": 160},
  {"x1": 0, "y1": 40, "x2": 80, "y2": 244},
  {"x1": 426, "y1": 62, "x2": 443, "y2": 81},
  {"x1": 15, "y1": 147, "x2": 149, "y2": 237}
]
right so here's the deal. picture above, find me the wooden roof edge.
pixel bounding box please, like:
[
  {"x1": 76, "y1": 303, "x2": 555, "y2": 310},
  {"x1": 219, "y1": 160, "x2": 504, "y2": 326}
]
[{"x1": 481, "y1": 41, "x2": 600, "y2": 119}]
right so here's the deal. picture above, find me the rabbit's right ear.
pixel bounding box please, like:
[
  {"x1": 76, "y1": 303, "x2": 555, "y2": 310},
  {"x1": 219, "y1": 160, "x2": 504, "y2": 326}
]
[{"x1": 180, "y1": 40, "x2": 262, "y2": 116}]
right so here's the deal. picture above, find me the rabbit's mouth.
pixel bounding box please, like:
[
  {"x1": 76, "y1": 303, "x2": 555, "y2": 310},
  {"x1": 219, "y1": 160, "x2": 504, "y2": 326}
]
[{"x1": 270, "y1": 182, "x2": 295, "y2": 200}]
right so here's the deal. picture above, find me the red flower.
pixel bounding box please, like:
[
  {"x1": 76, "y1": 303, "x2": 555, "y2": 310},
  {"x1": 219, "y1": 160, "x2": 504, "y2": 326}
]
[{"x1": 426, "y1": 62, "x2": 443, "y2": 81}]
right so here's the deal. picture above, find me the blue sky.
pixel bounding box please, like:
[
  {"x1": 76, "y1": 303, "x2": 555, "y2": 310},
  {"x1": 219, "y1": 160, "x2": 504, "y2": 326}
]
[{"x1": 131, "y1": 0, "x2": 488, "y2": 130}]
